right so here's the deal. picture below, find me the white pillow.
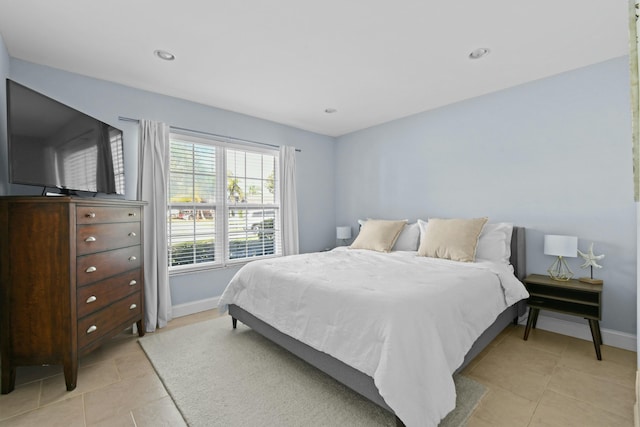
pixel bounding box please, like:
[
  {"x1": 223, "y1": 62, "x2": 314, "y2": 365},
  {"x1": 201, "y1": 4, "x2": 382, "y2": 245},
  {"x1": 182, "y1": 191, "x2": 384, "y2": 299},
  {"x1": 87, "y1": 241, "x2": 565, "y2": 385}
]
[
  {"x1": 475, "y1": 222, "x2": 513, "y2": 264},
  {"x1": 392, "y1": 222, "x2": 420, "y2": 251},
  {"x1": 359, "y1": 219, "x2": 420, "y2": 251}
]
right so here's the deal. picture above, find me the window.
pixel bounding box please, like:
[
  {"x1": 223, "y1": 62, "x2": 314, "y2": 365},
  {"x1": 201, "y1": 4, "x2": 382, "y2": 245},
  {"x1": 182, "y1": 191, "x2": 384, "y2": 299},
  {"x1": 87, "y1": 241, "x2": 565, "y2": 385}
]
[{"x1": 167, "y1": 133, "x2": 280, "y2": 271}]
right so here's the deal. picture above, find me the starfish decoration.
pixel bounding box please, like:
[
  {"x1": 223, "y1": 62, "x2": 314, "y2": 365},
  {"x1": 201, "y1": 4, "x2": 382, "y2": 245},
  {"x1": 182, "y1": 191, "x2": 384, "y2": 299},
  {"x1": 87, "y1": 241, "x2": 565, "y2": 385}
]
[{"x1": 577, "y1": 243, "x2": 605, "y2": 269}]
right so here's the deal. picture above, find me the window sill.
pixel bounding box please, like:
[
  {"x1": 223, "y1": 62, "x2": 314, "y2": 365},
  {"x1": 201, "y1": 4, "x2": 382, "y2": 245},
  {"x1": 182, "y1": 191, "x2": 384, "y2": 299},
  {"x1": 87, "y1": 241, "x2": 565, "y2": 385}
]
[{"x1": 168, "y1": 254, "x2": 281, "y2": 277}]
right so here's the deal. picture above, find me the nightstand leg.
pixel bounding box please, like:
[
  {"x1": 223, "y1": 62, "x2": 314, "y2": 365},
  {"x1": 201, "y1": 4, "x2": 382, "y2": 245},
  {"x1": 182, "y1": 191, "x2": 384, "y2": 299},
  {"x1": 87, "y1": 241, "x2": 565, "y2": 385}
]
[
  {"x1": 588, "y1": 319, "x2": 602, "y2": 360},
  {"x1": 524, "y1": 308, "x2": 538, "y2": 340},
  {"x1": 531, "y1": 308, "x2": 540, "y2": 328}
]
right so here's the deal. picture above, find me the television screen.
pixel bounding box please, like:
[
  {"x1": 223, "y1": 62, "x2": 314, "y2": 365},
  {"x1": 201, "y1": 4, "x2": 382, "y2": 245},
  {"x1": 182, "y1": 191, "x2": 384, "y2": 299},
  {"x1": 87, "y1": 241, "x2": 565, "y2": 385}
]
[{"x1": 6, "y1": 79, "x2": 125, "y2": 195}]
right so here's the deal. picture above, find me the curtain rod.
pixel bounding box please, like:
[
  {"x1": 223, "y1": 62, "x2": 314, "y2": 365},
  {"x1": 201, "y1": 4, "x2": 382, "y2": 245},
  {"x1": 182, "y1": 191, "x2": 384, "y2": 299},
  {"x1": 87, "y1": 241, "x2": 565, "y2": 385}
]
[{"x1": 118, "y1": 116, "x2": 301, "y2": 152}]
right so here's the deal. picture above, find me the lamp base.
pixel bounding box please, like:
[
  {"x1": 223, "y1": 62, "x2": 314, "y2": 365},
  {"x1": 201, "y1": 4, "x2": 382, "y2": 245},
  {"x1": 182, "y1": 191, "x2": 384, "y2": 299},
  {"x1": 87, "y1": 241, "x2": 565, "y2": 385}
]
[
  {"x1": 547, "y1": 256, "x2": 574, "y2": 281},
  {"x1": 578, "y1": 277, "x2": 603, "y2": 285}
]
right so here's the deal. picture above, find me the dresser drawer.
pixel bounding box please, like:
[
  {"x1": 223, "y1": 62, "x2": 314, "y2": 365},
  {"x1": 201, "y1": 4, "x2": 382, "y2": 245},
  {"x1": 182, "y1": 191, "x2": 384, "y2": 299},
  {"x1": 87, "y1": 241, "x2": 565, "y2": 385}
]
[
  {"x1": 78, "y1": 292, "x2": 142, "y2": 349},
  {"x1": 77, "y1": 206, "x2": 142, "y2": 225},
  {"x1": 77, "y1": 222, "x2": 141, "y2": 255},
  {"x1": 77, "y1": 270, "x2": 142, "y2": 318},
  {"x1": 77, "y1": 246, "x2": 141, "y2": 286}
]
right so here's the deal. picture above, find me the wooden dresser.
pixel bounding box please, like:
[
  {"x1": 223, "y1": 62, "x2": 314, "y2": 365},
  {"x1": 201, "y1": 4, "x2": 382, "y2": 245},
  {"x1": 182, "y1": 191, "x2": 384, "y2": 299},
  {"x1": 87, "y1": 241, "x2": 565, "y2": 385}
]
[{"x1": 0, "y1": 196, "x2": 145, "y2": 394}]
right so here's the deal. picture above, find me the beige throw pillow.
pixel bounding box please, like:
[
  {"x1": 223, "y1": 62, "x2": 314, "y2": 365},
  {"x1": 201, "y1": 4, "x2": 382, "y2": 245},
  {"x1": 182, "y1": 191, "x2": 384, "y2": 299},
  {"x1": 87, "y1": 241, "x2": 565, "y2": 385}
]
[
  {"x1": 350, "y1": 219, "x2": 407, "y2": 252},
  {"x1": 418, "y1": 217, "x2": 488, "y2": 262}
]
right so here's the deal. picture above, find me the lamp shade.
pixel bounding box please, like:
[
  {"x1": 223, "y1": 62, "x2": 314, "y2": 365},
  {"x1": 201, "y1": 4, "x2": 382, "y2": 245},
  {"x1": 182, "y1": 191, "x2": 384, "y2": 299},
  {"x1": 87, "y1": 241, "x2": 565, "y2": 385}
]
[
  {"x1": 543, "y1": 235, "x2": 578, "y2": 258},
  {"x1": 336, "y1": 226, "x2": 352, "y2": 240}
]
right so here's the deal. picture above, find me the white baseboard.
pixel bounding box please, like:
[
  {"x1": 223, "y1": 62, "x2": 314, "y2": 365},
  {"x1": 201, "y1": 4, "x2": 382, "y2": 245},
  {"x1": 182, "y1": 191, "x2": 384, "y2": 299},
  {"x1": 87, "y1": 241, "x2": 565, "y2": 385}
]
[
  {"x1": 518, "y1": 313, "x2": 637, "y2": 352},
  {"x1": 172, "y1": 297, "x2": 220, "y2": 319}
]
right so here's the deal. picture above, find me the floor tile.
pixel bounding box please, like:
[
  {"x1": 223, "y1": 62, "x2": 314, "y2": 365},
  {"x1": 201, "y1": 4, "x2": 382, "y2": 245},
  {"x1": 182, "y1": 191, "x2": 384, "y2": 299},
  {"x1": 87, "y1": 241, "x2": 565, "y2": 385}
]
[
  {"x1": 0, "y1": 395, "x2": 85, "y2": 427},
  {"x1": 39, "y1": 360, "x2": 120, "y2": 407},
  {"x1": 547, "y1": 366, "x2": 635, "y2": 421},
  {"x1": 131, "y1": 396, "x2": 187, "y2": 427},
  {"x1": 529, "y1": 389, "x2": 633, "y2": 427},
  {"x1": 485, "y1": 334, "x2": 560, "y2": 376},
  {"x1": 468, "y1": 354, "x2": 551, "y2": 402},
  {"x1": 83, "y1": 372, "x2": 168, "y2": 425},
  {"x1": 114, "y1": 349, "x2": 155, "y2": 379},
  {"x1": 512, "y1": 325, "x2": 570, "y2": 355},
  {"x1": 0, "y1": 380, "x2": 41, "y2": 421},
  {"x1": 87, "y1": 412, "x2": 136, "y2": 427},
  {"x1": 470, "y1": 384, "x2": 536, "y2": 427},
  {"x1": 563, "y1": 337, "x2": 637, "y2": 368},
  {"x1": 557, "y1": 347, "x2": 635, "y2": 389}
]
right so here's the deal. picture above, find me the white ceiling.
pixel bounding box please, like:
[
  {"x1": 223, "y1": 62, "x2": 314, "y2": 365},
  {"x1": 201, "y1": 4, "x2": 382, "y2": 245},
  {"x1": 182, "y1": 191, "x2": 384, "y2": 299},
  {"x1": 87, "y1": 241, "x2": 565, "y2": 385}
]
[{"x1": 0, "y1": 1, "x2": 631, "y2": 137}]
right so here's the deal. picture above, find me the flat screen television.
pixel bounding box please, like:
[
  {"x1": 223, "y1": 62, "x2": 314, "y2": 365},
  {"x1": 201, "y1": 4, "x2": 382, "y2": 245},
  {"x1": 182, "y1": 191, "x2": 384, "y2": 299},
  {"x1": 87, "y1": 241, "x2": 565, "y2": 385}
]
[{"x1": 6, "y1": 79, "x2": 125, "y2": 196}]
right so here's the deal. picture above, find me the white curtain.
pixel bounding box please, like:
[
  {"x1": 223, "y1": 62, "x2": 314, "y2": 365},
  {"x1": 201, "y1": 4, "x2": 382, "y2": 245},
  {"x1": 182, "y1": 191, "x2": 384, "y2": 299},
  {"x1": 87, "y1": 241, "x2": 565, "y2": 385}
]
[
  {"x1": 137, "y1": 120, "x2": 172, "y2": 332},
  {"x1": 280, "y1": 146, "x2": 299, "y2": 255}
]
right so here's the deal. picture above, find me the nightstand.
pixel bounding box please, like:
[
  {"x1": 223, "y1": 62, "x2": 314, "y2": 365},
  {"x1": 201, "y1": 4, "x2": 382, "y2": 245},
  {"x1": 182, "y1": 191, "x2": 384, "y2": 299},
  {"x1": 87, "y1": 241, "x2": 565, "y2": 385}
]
[{"x1": 523, "y1": 274, "x2": 603, "y2": 360}]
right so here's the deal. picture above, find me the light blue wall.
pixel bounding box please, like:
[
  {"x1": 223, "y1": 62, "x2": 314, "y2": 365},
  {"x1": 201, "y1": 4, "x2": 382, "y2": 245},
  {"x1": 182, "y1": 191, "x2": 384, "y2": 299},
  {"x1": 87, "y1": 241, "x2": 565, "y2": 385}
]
[
  {"x1": 336, "y1": 57, "x2": 637, "y2": 335},
  {"x1": 5, "y1": 59, "x2": 336, "y2": 305}
]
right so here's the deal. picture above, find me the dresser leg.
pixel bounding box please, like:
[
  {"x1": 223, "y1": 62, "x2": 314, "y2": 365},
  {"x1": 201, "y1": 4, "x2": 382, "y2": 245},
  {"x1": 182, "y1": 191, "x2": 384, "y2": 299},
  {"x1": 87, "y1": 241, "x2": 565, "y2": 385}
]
[
  {"x1": 63, "y1": 362, "x2": 78, "y2": 391},
  {"x1": 136, "y1": 319, "x2": 145, "y2": 337},
  {"x1": 232, "y1": 317, "x2": 237, "y2": 329},
  {"x1": 588, "y1": 319, "x2": 602, "y2": 360},
  {"x1": 1, "y1": 364, "x2": 16, "y2": 394}
]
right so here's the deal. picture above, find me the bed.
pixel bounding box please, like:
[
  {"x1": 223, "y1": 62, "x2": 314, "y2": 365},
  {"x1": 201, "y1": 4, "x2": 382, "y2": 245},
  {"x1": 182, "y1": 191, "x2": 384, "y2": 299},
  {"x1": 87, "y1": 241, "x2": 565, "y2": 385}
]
[{"x1": 219, "y1": 222, "x2": 528, "y2": 427}]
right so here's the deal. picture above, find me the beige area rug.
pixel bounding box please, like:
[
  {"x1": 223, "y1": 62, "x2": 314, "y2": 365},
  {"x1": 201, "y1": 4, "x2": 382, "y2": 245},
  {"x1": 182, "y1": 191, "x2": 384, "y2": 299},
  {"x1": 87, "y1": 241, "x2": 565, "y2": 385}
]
[{"x1": 139, "y1": 316, "x2": 486, "y2": 427}]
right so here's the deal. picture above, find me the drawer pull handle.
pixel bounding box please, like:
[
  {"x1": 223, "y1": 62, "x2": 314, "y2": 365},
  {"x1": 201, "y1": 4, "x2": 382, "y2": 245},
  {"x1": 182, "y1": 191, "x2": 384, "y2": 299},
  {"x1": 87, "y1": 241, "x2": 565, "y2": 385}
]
[
  {"x1": 86, "y1": 295, "x2": 97, "y2": 304},
  {"x1": 128, "y1": 212, "x2": 137, "y2": 217},
  {"x1": 85, "y1": 236, "x2": 97, "y2": 242},
  {"x1": 86, "y1": 212, "x2": 96, "y2": 218},
  {"x1": 129, "y1": 303, "x2": 137, "y2": 310},
  {"x1": 129, "y1": 232, "x2": 137, "y2": 237},
  {"x1": 129, "y1": 256, "x2": 137, "y2": 262},
  {"x1": 86, "y1": 266, "x2": 97, "y2": 273},
  {"x1": 129, "y1": 280, "x2": 137, "y2": 286},
  {"x1": 86, "y1": 325, "x2": 97, "y2": 334}
]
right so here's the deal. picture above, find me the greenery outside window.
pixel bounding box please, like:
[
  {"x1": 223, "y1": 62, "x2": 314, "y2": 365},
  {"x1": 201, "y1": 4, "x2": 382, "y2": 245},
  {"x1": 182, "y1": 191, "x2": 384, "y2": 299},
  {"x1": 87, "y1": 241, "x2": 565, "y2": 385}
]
[{"x1": 167, "y1": 133, "x2": 281, "y2": 272}]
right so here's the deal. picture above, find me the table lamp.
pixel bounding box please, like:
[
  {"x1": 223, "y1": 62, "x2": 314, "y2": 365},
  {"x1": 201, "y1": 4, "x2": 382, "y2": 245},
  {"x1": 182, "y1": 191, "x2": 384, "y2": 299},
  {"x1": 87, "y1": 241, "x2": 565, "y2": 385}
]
[
  {"x1": 544, "y1": 234, "x2": 578, "y2": 281},
  {"x1": 336, "y1": 226, "x2": 352, "y2": 246}
]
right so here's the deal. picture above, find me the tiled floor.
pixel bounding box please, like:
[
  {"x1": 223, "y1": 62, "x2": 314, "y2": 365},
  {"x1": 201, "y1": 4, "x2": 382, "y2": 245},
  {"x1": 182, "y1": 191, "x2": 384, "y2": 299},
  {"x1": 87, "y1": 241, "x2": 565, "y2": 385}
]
[{"x1": 0, "y1": 310, "x2": 636, "y2": 426}]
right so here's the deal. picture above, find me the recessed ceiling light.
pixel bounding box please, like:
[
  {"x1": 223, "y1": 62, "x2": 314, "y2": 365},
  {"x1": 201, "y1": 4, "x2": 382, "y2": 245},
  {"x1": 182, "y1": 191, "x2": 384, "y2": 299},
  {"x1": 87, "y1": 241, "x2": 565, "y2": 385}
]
[
  {"x1": 469, "y1": 48, "x2": 490, "y2": 59},
  {"x1": 154, "y1": 50, "x2": 175, "y2": 61},
  {"x1": 324, "y1": 108, "x2": 337, "y2": 114}
]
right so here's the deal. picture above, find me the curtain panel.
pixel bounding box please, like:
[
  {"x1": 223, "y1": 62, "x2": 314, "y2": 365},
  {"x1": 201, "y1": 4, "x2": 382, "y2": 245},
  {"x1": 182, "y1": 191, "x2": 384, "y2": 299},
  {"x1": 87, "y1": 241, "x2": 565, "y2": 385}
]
[
  {"x1": 280, "y1": 146, "x2": 299, "y2": 255},
  {"x1": 137, "y1": 120, "x2": 172, "y2": 332}
]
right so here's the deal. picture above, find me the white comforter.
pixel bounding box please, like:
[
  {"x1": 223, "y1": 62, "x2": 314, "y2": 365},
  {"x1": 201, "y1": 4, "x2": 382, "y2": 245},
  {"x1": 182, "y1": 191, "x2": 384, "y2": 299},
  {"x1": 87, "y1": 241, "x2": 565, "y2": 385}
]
[{"x1": 219, "y1": 248, "x2": 529, "y2": 427}]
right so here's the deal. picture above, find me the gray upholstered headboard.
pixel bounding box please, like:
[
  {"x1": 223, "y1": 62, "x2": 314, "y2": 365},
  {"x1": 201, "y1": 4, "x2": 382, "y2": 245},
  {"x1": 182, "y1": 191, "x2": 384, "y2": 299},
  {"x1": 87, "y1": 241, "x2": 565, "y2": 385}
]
[{"x1": 510, "y1": 226, "x2": 526, "y2": 281}]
